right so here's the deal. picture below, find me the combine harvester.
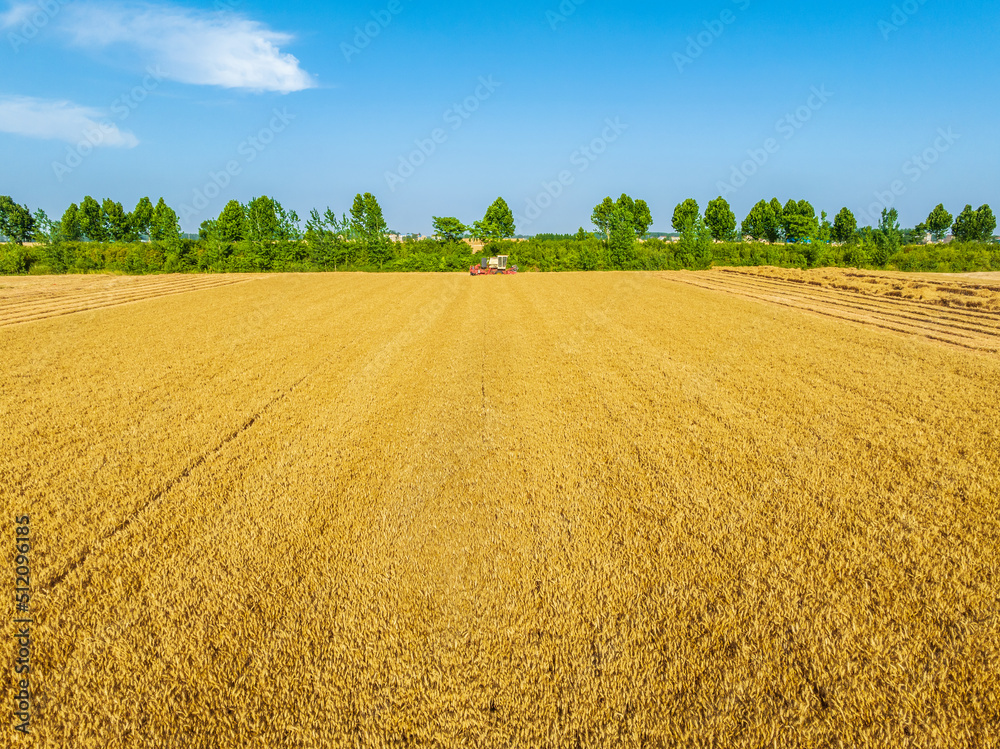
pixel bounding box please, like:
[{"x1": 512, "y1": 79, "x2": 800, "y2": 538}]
[{"x1": 470, "y1": 255, "x2": 518, "y2": 276}]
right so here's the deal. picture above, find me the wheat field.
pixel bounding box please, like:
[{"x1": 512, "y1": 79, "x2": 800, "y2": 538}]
[{"x1": 2, "y1": 271, "x2": 998, "y2": 748}]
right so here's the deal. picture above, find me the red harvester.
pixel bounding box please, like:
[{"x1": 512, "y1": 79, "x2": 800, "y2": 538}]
[{"x1": 470, "y1": 255, "x2": 518, "y2": 275}]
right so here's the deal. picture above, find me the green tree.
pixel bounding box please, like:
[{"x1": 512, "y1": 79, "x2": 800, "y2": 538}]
[
  {"x1": 704, "y1": 196, "x2": 736, "y2": 241},
  {"x1": 102, "y1": 199, "x2": 132, "y2": 242},
  {"x1": 472, "y1": 197, "x2": 516, "y2": 243},
  {"x1": 869, "y1": 230, "x2": 891, "y2": 267},
  {"x1": 350, "y1": 193, "x2": 391, "y2": 267},
  {"x1": 431, "y1": 216, "x2": 468, "y2": 243},
  {"x1": 350, "y1": 193, "x2": 389, "y2": 242},
  {"x1": 632, "y1": 198, "x2": 653, "y2": 237},
  {"x1": 276, "y1": 205, "x2": 302, "y2": 242},
  {"x1": 32, "y1": 209, "x2": 55, "y2": 245},
  {"x1": 769, "y1": 198, "x2": 785, "y2": 241},
  {"x1": 199, "y1": 219, "x2": 216, "y2": 241},
  {"x1": 305, "y1": 209, "x2": 337, "y2": 269},
  {"x1": 60, "y1": 203, "x2": 83, "y2": 242},
  {"x1": 131, "y1": 197, "x2": 154, "y2": 239},
  {"x1": 607, "y1": 204, "x2": 638, "y2": 269},
  {"x1": 783, "y1": 200, "x2": 819, "y2": 243},
  {"x1": 952, "y1": 205, "x2": 977, "y2": 242},
  {"x1": 616, "y1": 194, "x2": 653, "y2": 237},
  {"x1": 902, "y1": 224, "x2": 926, "y2": 245},
  {"x1": 818, "y1": 211, "x2": 832, "y2": 242},
  {"x1": 575, "y1": 227, "x2": 589, "y2": 241},
  {"x1": 925, "y1": 204, "x2": 953, "y2": 242},
  {"x1": 832, "y1": 208, "x2": 857, "y2": 243},
  {"x1": 591, "y1": 197, "x2": 616, "y2": 242},
  {"x1": 878, "y1": 207, "x2": 902, "y2": 249},
  {"x1": 671, "y1": 199, "x2": 700, "y2": 233},
  {"x1": 951, "y1": 204, "x2": 996, "y2": 242},
  {"x1": 780, "y1": 199, "x2": 798, "y2": 240},
  {"x1": 678, "y1": 215, "x2": 714, "y2": 268},
  {"x1": 324, "y1": 209, "x2": 351, "y2": 239},
  {"x1": 974, "y1": 204, "x2": 996, "y2": 241},
  {"x1": 741, "y1": 200, "x2": 779, "y2": 242},
  {"x1": 0, "y1": 196, "x2": 36, "y2": 244},
  {"x1": 593, "y1": 195, "x2": 652, "y2": 240},
  {"x1": 325, "y1": 209, "x2": 353, "y2": 268},
  {"x1": 216, "y1": 200, "x2": 246, "y2": 243},
  {"x1": 78, "y1": 197, "x2": 106, "y2": 242},
  {"x1": 150, "y1": 198, "x2": 181, "y2": 242},
  {"x1": 246, "y1": 196, "x2": 282, "y2": 243}
]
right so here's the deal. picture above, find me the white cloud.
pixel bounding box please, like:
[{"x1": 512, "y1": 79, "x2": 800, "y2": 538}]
[
  {"x1": 0, "y1": 2, "x2": 36, "y2": 30},
  {"x1": 61, "y1": 2, "x2": 315, "y2": 93},
  {"x1": 0, "y1": 95, "x2": 138, "y2": 147}
]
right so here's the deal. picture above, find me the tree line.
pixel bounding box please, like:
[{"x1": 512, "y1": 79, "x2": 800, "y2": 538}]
[{"x1": 1, "y1": 192, "x2": 996, "y2": 275}]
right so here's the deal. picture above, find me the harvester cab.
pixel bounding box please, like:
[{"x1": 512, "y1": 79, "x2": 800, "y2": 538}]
[{"x1": 470, "y1": 255, "x2": 518, "y2": 275}]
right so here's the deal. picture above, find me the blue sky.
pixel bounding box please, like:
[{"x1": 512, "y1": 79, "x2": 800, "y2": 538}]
[{"x1": 1, "y1": 0, "x2": 998, "y2": 234}]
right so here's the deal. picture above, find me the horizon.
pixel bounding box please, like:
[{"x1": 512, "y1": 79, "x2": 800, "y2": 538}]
[{"x1": 2, "y1": 0, "x2": 998, "y2": 235}]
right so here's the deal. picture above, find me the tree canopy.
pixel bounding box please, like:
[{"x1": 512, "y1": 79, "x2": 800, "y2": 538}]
[
  {"x1": 832, "y1": 208, "x2": 857, "y2": 244},
  {"x1": 741, "y1": 200, "x2": 781, "y2": 243},
  {"x1": 431, "y1": 217, "x2": 468, "y2": 243},
  {"x1": 782, "y1": 200, "x2": 819, "y2": 243},
  {"x1": 925, "y1": 204, "x2": 953, "y2": 242},
  {"x1": 0, "y1": 196, "x2": 36, "y2": 245},
  {"x1": 952, "y1": 204, "x2": 996, "y2": 242},
  {"x1": 592, "y1": 194, "x2": 652, "y2": 240},
  {"x1": 671, "y1": 199, "x2": 700, "y2": 233},
  {"x1": 132, "y1": 197, "x2": 155, "y2": 239},
  {"x1": 60, "y1": 203, "x2": 83, "y2": 242},
  {"x1": 704, "y1": 196, "x2": 737, "y2": 241},
  {"x1": 472, "y1": 197, "x2": 516, "y2": 243}
]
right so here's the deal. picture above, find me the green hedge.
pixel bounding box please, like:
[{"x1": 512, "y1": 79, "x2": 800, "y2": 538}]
[{"x1": 2, "y1": 238, "x2": 998, "y2": 275}]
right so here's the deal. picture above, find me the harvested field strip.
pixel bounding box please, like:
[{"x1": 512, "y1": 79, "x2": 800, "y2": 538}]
[
  {"x1": 0, "y1": 277, "x2": 250, "y2": 315},
  {"x1": 720, "y1": 269, "x2": 1000, "y2": 327},
  {"x1": 0, "y1": 274, "x2": 248, "y2": 311},
  {"x1": 732, "y1": 266, "x2": 1000, "y2": 311},
  {"x1": 705, "y1": 272, "x2": 1000, "y2": 339},
  {"x1": 669, "y1": 271, "x2": 1000, "y2": 352},
  {"x1": 681, "y1": 285, "x2": 994, "y2": 351},
  {"x1": 0, "y1": 276, "x2": 256, "y2": 326},
  {"x1": 670, "y1": 273, "x2": 976, "y2": 340}
]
